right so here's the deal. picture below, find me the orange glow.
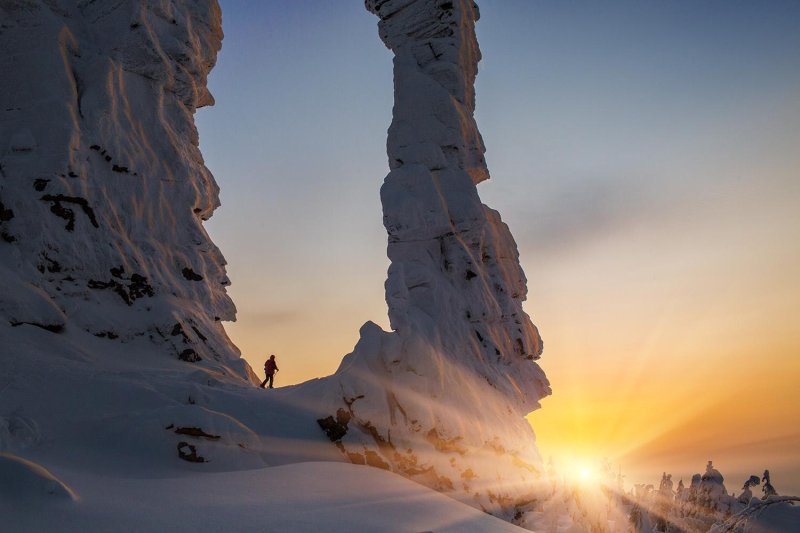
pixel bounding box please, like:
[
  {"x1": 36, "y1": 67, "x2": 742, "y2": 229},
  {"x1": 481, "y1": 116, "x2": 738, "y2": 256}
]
[
  {"x1": 223, "y1": 151, "x2": 800, "y2": 495},
  {"x1": 525, "y1": 199, "x2": 800, "y2": 492}
]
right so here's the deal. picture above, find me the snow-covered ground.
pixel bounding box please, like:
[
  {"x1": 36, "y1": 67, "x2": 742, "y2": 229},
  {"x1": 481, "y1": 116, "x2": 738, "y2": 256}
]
[
  {"x1": 0, "y1": 323, "x2": 524, "y2": 531},
  {"x1": 2, "y1": 460, "x2": 524, "y2": 533}
]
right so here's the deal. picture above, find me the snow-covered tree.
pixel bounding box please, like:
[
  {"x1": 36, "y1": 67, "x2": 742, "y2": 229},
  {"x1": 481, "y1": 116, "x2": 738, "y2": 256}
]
[
  {"x1": 761, "y1": 469, "x2": 778, "y2": 499},
  {"x1": 737, "y1": 475, "x2": 760, "y2": 504}
]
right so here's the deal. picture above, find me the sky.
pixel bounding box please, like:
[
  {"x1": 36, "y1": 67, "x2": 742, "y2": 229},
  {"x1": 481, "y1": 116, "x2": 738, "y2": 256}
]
[{"x1": 196, "y1": 0, "x2": 800, "y2": 495}]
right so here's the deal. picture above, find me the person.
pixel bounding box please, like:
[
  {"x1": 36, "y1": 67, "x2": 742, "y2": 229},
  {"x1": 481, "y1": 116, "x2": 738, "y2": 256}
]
[{"x1": 260, "y1": 354, "x2": 279, "y2": 389}]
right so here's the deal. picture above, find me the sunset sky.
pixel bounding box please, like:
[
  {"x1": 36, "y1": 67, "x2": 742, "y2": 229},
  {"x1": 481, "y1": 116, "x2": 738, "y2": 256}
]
[{"x1": 197, "y1": 1, "x2": 800, "y2": 494}]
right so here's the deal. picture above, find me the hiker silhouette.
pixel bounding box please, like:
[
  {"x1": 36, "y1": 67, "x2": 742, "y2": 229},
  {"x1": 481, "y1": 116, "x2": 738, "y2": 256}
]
[{"x1": 260, "y1": 354, "x2": 279, "y2": 389}]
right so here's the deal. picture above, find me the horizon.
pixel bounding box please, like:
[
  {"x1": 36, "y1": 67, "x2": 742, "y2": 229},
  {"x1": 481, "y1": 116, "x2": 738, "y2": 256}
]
[{"x1": 197, "y1": 0, "x2": 800, "y2": 496}]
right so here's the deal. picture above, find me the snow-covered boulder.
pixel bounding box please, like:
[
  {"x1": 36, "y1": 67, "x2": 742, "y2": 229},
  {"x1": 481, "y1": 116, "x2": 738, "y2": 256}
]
[{"x1": 313, "y1": 0, "x2": 551, "y2": 518}]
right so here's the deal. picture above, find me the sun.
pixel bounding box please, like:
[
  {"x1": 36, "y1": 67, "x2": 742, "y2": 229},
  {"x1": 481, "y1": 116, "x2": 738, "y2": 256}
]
[
  {"x1": 569, "y1": 461, "x2": 599, "y2": 486},
  {"x1": 546, "y1": 455, "x2": 613, "y2": 488}
]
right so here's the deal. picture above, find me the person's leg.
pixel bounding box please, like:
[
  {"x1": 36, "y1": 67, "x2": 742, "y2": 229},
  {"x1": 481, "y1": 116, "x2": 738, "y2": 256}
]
[
  {"x1": 267, "y1": 373, "x2": 274, "y2": 388},
  {"x1": 259, "y1": 378, "x2": 268, "y2": 388}
]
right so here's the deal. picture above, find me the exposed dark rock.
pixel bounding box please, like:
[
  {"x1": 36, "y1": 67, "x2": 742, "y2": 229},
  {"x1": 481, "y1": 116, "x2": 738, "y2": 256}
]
[
  {"x1": 343, "y1": 394, "x2": 365, "y2": 408},
  {"x1": 88, "y1": 280, "x2": 117, "y2": 293},
  {"x1": 45, "y1": 202, "x2": 74, "y2": 230},
  {"x1": 88, "y1": 270, "x2": 154, "y2": 305},
  {"x1": 128, "y1": 273, "x2": 154, "y2": 299},
  {"x1": 37, "y1": 254, "x2": 62, "y2": 273},
  {"x1": 465, "y1": 269, "x2": 477, "y2": 280},
  {"x1": 191, "y1": 325, "x2": 207, "y2": 342},
  {"x1": 0, "y1": 199, "x2": 13, "y2": 222},
  {"x1": 40, "y1": 194, "x2": 99, "y2": 231},
  {"x1": 178, "y1": 348, "x2": 201, "y2": 362},
  {"x1": 181, "y1": 267, "x2": 203, "y2": 281},
  {"x1": 171, "y1": 323, "x2": 190, "y2": 342},
  {"x1": 33, "y1": 179, "x2": 49, "y2": 191},
  {"x1": 177, "y1": 441, "x2": 205, "y2": 463},
  {"x1": 174, "y1": 427, "x2": 220, "y2": 440},
  {"x1": 111, "y1": 164, "x2": 129, "y2": 173},
  {"x1": 93, "y1": 331, "x2": 119, "y2": 339},
  {"x1": 0, "y1": 199, "x2": 15, "y2": 242},
  {"x1": 317, "y1": 408, "x2": 351, "y2": 442},
  {"x1": 10, "y1": 321, "x2": 64, "y2": 333}
]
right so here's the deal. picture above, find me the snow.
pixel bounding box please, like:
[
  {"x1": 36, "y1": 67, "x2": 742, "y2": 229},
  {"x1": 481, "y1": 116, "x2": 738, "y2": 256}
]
[
  {"x1": 0, "y1": 321, "x2": 530, "y2": 530},
  {"x1": 0, "y1": 453, "x2": 78, "y2": 503},
  {"x1": 2, "y1": 461, "x2": 525, "y2": 533}
]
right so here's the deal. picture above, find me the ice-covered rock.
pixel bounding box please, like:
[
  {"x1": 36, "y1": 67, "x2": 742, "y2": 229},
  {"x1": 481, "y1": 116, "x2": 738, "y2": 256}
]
[
  {"x1": 314, "y1": 0, "x2": 551, "y2": 518},
  {"x1": 0, "y1": 0, "x2": 251, "y2": 381}
]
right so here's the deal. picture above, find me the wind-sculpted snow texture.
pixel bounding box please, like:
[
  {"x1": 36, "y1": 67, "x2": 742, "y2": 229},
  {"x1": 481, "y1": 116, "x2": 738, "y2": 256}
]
[
  {"x1": 0, "y1": 0, "x2": 252, "y2": 381},
  {"x1": 316, "y1": 0, "x2": 551, "y2": 518}
]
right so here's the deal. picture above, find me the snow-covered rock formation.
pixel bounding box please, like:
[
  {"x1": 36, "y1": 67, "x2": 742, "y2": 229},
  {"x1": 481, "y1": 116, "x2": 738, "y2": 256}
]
[
  {"x1": 0, "y1": 0, "x2": 252, "y2": 381},
  {"x1": 315, "y1": 0, "x2": 551, "y2": 518},
  {"x1": 2, "y1": 0, "x2": 550, "y2": 523}
]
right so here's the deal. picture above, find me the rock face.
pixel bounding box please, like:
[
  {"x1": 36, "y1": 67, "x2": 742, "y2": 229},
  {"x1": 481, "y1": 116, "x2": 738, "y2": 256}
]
[
  {"x1": 0, "y1": 0, "x2": 251, "y2": 381},
  {"x1": 316, "y1": 0, "x2": 551, "y2": 517}
]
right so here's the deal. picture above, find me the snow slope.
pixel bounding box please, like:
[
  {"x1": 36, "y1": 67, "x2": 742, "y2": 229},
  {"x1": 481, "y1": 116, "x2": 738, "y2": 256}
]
[
  {"x1": 1, "y1": 461, "x2": 525, "y2": 533},
  {"x1": 1, "y1": 323, "x2": 529, "y2": 531}
]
